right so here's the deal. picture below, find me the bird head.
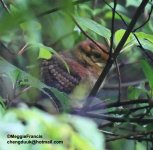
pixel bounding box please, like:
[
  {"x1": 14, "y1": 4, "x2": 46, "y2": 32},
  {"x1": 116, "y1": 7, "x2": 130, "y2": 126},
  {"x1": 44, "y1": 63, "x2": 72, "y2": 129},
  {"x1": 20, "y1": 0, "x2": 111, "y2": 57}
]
[{"x1": 73, "y1": 40, "x2": 109, "y2": 75}]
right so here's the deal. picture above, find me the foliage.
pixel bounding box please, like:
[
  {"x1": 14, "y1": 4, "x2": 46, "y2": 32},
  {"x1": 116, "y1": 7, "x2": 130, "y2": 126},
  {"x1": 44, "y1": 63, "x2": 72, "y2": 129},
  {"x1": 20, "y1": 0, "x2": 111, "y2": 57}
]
[
  {"x1": 0, "y1": 107, "x2": 105, "y2": 150},
  {"x1": 0, "y1": 0, "x2": 153, "y2": 150}
]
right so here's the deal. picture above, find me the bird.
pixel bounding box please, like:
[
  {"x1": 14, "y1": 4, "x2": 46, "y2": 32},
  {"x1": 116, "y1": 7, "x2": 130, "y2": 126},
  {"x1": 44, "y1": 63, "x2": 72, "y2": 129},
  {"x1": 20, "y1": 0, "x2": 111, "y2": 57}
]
[{"x1": 41, "y1": 40, "x2": 109, "y2": 107}]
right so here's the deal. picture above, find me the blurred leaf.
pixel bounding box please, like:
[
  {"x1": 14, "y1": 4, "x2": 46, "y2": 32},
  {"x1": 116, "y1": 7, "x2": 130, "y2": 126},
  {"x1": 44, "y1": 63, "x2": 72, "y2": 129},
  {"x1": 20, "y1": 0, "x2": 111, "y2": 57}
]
[
  {"x1": 49, "y1": 88, "x2": 70, "y2": 110},
  {"x1": 128, "y1": 86, "x2": 148, "y2": 99},
  {"x1": 0, "y1": 56, "x2": 70, "y2": 108},
  {"x1": 93, "y1": 8, "x2": 103, "y2": 16},
  {"x1": 0, "y1": 107, "x2": 105, "y2": 150},
  {"x1": 126, "y1": 0, "x2": 142, "y2": 7},
  {"x1": 75, "y1": 16, "x2": 111, "y2": 39},
  {"x1": 48, "y1": 12, "x2": 75, "y2": 49},
  {"x1": 78, "y1": 4, "x2": 93, "y2": 16},
  {"x1": 141, "y1": 59, "x2": 153, "y2": 89},
  {"x1": 67, "y1": 116, "x2": 105, "y2": 150},
  {"x1": 60, "y1": 0, "x2": 74, "y2": 14},
  {"x1": 20, "y1": 20, "x2": 42, "y2": 44},
  {"x1": 104, "y1": 11, "x2": 130, "y2": 23},
  {"x1": 0, "y1": 4, "x2": 32, "y2": 35},
  {"x1": 109, "y1": 3, "x2": 128, "y2": 14},
  {"x1": 136, "y1": 142, "x2": 146, "y2": 150},
  {"x1": 9, "y1": 69, "x2": 21, "y2": 86}
]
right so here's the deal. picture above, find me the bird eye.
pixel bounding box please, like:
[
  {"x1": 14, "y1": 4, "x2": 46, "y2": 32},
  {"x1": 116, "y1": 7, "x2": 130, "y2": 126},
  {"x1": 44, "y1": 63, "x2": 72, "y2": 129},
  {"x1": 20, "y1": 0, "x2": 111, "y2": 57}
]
[{"x1": 92, "y1": 52, "x2": 101, "y2": 58}]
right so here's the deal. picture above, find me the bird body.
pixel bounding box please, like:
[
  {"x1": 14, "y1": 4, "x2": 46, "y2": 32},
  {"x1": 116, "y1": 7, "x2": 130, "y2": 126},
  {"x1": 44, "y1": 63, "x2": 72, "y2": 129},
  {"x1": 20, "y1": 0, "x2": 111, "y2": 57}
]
[{"x1": 41, "y1": 40, "x2": 108, "y2": 101}]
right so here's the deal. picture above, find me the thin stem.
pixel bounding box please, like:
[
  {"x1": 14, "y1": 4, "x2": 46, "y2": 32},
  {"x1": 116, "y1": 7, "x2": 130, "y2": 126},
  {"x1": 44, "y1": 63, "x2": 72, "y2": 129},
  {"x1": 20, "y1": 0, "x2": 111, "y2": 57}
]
[
  {"x1": 72, "y1": 16, "x2": 109, "y2": 55},
  {"x1": 115, "y1": 60, "x2": 121, "y2": 102},
  {"x1": 0, "y1": 0, "x2": 10, "y2": 14}
]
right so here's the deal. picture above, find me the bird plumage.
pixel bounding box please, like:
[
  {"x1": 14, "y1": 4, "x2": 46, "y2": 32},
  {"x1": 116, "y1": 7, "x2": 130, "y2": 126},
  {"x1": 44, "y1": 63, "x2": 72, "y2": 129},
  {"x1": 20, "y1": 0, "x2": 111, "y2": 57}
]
[{"x1": 41, "y1": 40, "x2": 108, "y2": 100}]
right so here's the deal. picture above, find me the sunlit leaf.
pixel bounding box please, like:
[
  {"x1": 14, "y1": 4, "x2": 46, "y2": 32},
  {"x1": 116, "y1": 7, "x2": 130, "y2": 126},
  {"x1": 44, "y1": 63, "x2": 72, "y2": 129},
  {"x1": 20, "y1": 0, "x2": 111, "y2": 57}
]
[
  {"x1": 38, "y1": 46, "x2": 52, "y2": 59},
  {"x1": 38, "y1": 44, "x2": 70, "y2": 73},
  {"x1": 114, "y1": 29, "x2": 134, "y2": 47},
  {"x1": 135, "y1": 32, "x2": 153, "y2": 44}
]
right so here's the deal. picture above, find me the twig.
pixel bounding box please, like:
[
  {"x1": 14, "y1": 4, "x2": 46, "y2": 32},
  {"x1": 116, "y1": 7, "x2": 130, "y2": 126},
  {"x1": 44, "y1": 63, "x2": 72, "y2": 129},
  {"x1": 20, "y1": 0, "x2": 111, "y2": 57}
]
[
  {"x1": 133, "y1": 3, "x2": 153, "y2": 32},
  {"x1": 51, "y1": 32, "x2": 74, "y2": 47},
  {"x1": 103, "y1": 79, "x2": 147, "y2": 89},
  {"x1": 84, "y1": 112, "x2": 153, "y2": 124},
  {"x1": 82, "y1": 0, "x2": 149, "y2": 110},
  {"x1": 37, "y1": 0, "x2": 91, "y2": 18},
  {"x1": 17, "y1": 43, "x2": 29, "y2": 55},
  {"x1": 115, "y1": 60, "x2": 121, "y2": 102},
  {"x1": 72, "y1": 16, "x2": 109, "y2": 55},
  {"x1": 107, "y1": 105, "x2": 150, "y2": 115},
  {"x1": 106, "y1": 130, "x2": 153, "y2": 142},
  {"x1": 103, "y1": 0, "x2": 128, "y2": 26},
  {"x1": 0, "y1": 0, "x2": 10, "y2": 14},
  {"x1": 87, "y1": 99, "x2": 150, "y2": 111},
  {"x1": 103, "y1": 0, "x2": 153, "y2": 63},
  {"x1": 92, "y1": 0, "x2": 98, "y2": 10},
  {"x1": 109, "y1": 0, "x2": 117, "y2": 56}
]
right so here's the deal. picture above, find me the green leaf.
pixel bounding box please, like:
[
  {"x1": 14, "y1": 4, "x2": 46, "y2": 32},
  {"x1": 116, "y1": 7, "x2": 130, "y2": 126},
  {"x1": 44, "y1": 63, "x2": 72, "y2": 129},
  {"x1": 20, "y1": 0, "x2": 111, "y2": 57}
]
[
  {"x1": 141, "y1": 59, "x2": 153, "y2": 89},
  {"x1": 128, "y1": 86, "x2": 148, "y2": 99},
  {"x1": 104, "y1": 11, "x2": 130, "y2": 23},
  {"x1": 20, "y1": 21, "x2": 41, "y2": 31},
  {"x1": 38, "y1": 46, "x2": 52, "y2": 59},
  {"x1": 138, "y1": 39, "x2": 153, "y2": 52},
  {"x1": 74, "y1": 16, "x2": 111, "y2": 39},
  {"x1": 20, "y1": 20, "x2": 41, "y2": 44},
  {"x1": 38, "y1": 44, "x2": 70, "y2": 73},
  {"x1": 0, "y1": 56, "x2": 70, "y2": 108},
  {"x1": 135, "y1": 32, "x2": 153, "y2": 44},
  {"x1": 114, "y1": 29, "x2": 134, "y2": 47}
]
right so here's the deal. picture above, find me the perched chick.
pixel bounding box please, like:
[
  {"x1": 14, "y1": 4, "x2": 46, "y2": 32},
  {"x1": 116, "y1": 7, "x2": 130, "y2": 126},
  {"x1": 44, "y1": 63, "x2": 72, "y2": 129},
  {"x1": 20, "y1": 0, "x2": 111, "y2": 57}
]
[{"x1": 41, "y1": 40, "x2": 108, "y2": 101}]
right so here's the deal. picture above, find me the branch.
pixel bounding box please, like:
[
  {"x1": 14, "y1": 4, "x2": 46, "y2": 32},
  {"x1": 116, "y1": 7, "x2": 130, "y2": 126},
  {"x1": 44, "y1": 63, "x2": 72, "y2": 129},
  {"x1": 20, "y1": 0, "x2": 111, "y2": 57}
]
[
  {"x1": 87, "y1": 99, "x2": 150, "y2": 111},
  {"x1": 103, "y1": 0, "x2": 153, "y2": 63},
  {"x1": 82, "y1": 0, "x2": 149, "y2": 109},
  {"x1": 106, "y1": 130, "x2": 153, "y2": 142},
  {"x1": 84, "y1": 112, "x2": 153, "y2": 124},
  {"x1": 37, "y1": 0, "x2": 91, "y2": 18},
  {"x1": 72, "y1": 16, "x2": 109, "y2": 55},
  {"x1": 133, "y1": 3, "x2": 153, "y2": 32},
  {"x1": 109, "y1": 0, "x2": 117, "y2": 56}
]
